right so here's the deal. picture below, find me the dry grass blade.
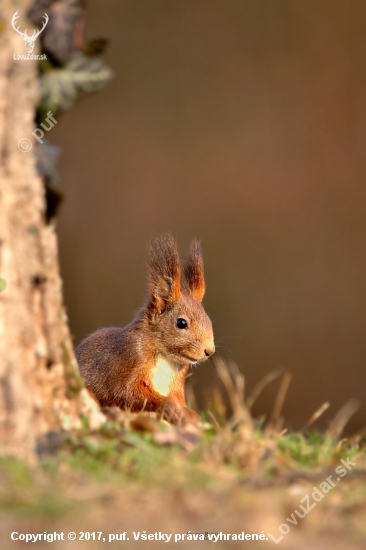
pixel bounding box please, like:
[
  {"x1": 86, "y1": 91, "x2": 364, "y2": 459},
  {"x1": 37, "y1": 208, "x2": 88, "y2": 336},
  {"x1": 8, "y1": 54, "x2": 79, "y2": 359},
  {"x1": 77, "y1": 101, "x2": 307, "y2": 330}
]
[
  {"x1": 185, "y1": 384, "x2": 198, "y2": 412},
  {"x1": 327, "y1": 398, "x2": 360, "y2": 439},
  {"x1": 230, "y1": 362, "x2": 245, "y2": 407},
  {"x1": 268, "y1": 371, "x2": 292, "y2": 431},
  {"x1": 303, "y1": 401, "x2": 330, "y2": 430},
  {"x1": 206, "y1": 386, "x2": 227, "y2": 425},
  {"x1": 208, "y1": 410, "x2": 221, "y2": 430},
  {"x1": 211, "y1": 357, "x2": 259, "y2": 469},
  {"x1": 348, "y1": 427, "x2": 366, "y2": 448},
  {"x1": 335, "y1": 438, "x2": 348, "y2": 452},
  {"x1": 214, "y1": 357, "x2": 245, "y2": 417},
  {"x1": 245, "y1": 368, "x2": 284, "y2": 409}
]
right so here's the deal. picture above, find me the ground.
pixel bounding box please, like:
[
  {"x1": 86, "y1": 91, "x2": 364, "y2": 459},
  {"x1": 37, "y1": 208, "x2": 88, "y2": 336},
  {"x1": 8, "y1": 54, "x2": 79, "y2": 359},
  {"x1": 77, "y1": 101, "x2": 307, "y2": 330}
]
[{"x1": 1, "y1": 401, "x2": 366, "y2": 550}]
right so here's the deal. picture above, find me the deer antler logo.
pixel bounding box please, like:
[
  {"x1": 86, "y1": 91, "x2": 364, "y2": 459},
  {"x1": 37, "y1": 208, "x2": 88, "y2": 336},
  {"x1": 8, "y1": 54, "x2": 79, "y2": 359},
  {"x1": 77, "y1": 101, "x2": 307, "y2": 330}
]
[{"x1": 11, "y1": 11, "x2": 49, "y2": 54}]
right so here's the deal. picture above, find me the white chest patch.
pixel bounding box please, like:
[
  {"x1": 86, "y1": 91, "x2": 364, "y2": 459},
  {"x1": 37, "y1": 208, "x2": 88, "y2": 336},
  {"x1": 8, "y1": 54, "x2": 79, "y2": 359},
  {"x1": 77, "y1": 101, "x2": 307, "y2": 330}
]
[{"x1": 151, "y1": 357, "x2": 176, "y2": 397}]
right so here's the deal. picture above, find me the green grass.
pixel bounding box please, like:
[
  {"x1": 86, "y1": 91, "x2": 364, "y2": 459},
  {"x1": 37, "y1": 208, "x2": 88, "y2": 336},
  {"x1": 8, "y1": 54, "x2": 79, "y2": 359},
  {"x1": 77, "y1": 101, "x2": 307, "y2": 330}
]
[
  {"x1": 1, "y1": 361, "x2": 365, "y2": 527},
  {"x1": 1, "y1": 418, "x2": 365, "y2": 522}
]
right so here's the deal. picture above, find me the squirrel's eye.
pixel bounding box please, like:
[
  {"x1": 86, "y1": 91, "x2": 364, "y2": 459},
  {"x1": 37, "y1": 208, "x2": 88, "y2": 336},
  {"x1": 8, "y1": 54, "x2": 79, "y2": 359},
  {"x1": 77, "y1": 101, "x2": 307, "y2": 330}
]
[{"x1": 176, "y1": 318, "x2": 188, "y2": 329}]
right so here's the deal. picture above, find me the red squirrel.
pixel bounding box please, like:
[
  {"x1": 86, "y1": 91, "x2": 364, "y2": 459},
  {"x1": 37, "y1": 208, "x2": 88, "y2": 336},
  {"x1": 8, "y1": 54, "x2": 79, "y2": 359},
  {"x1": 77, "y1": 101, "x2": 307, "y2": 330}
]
[{"x1": 75, "y1": 234, "x2": 215, "y2": 425}]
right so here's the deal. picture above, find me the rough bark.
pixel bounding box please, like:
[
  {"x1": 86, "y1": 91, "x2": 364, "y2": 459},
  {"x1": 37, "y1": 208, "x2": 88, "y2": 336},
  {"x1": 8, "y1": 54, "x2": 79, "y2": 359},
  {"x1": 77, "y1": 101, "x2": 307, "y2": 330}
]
[{"x1": 0, "y1": 0, "x2": 103, "y2": 461}]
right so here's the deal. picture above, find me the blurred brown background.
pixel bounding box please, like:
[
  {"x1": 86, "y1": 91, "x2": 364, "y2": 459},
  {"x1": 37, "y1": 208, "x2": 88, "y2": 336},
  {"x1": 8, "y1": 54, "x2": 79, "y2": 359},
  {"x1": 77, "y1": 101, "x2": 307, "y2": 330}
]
[{"x1": 53, "y1": 0, "x2": 366, "y2": 431}]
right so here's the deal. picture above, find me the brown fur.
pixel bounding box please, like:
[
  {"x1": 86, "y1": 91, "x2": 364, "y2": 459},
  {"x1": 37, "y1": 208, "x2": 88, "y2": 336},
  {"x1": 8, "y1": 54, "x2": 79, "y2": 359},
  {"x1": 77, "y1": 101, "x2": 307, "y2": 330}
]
[
  {"x1": 183, "y1": 240, "x2": 206, "y2": 301},
  {"x1": 75, "y1": 234, "x2": 215, "y2": 425}
]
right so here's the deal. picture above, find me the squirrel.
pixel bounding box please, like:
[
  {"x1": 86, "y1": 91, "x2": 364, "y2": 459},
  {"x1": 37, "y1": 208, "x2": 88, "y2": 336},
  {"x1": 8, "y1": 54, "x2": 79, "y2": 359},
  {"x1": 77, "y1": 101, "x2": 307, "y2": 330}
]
[{"x1": 75, "y1": 233, "x2": 215, "y2": 425}]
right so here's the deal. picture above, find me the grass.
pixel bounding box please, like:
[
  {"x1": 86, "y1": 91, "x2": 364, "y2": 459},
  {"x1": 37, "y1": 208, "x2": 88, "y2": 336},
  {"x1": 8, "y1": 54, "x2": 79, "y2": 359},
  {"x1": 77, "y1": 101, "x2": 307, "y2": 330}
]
[
  {"x1": 1, "y1": 359, "x2": 366, "y2": 549},
  {"x1": 2, "y1": 359, "x2": 364, "y2": 491}
]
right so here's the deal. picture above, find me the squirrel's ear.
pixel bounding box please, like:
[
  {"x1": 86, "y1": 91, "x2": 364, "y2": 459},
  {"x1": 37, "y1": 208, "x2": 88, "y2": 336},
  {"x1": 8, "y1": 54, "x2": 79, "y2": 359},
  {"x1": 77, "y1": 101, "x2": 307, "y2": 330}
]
[
  {"x1": 147, "y1": 234, "x2": 181, "y2": 313},
  {"x1": 183, "y1": 239, "x2": 205, "y2": 302}
]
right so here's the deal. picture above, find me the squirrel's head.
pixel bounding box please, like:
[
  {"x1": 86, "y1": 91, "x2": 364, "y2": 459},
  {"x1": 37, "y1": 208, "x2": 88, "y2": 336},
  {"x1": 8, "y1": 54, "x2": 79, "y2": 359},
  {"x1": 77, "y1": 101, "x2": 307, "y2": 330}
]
[{"x1": 146, "y1": 234, "x2": 215, "y2": 365}]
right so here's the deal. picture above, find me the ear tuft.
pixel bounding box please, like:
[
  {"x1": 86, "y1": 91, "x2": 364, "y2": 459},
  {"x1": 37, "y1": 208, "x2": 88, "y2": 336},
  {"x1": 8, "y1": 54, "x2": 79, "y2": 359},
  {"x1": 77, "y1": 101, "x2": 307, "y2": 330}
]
[
  {"x1": 183, "y1": 239, "x2": 205, "y2": 302},
  {"x1": 147, "y1": 233, "x2": 181, "y2": 313}
]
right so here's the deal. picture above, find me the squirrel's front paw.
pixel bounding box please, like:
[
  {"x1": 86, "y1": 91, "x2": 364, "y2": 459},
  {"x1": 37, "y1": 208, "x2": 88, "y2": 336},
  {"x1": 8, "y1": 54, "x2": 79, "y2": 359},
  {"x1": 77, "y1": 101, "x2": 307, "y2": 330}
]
[
  {"x1": 181, "y1": 407, "x2": 200, "y2": 426},
  {"x1": 158, "y1": 402, "x2": 200, "y2": 426},
  {"x1": 157, "y1": 401, "x2": 182, "y2": 425}
]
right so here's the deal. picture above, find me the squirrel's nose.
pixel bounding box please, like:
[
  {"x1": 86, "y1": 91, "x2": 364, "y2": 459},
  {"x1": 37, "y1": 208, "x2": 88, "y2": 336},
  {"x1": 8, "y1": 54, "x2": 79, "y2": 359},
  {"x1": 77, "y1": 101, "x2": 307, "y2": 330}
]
[{"x1": 204, "y1": 346, "x2": 215, "y2": 357}]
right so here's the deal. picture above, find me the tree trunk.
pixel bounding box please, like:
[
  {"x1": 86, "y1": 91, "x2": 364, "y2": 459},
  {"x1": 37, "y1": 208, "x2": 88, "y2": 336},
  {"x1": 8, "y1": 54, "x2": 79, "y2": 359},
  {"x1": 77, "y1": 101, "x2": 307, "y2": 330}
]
[{"x1": 0, "y1": 0, "x2": 102, "y2": 461}]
